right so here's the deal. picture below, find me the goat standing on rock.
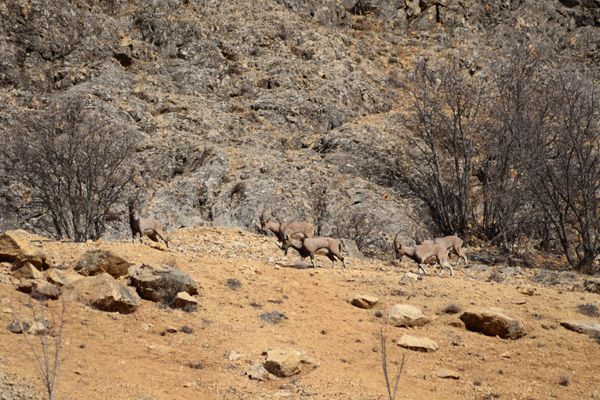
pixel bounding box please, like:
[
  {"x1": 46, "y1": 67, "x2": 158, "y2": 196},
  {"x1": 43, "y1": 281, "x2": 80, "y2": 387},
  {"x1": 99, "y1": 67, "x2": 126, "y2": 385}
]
[
  {"x1": 393, "y1": 232, "x2": 452, "y2": 276},
  {"x1": 128, "y1": 200, "x2": 169, "y2": 248},
  {"x1": 281, "y1": 233, "x2": 346, "y2": 269}
]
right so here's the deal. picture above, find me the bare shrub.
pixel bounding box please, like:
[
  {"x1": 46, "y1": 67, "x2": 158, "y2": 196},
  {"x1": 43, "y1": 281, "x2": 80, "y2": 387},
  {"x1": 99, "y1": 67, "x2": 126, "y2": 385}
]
[
  {"x1": 576, "y1": 303, "x2": 599, "y2": 317},
  {"x1": 400, "y1": 59, "x2": 485, "y2": 235},
  {"x1": 379, "y1": 325, "x2": 406, "y2": 400},
  {"x1": 335, "y1": 207, "x2": 382, "y2": 256},
  {"x1": 14, "y1": 300, "x2": 66, "y2": 400},
  {"x1": 1, "y1": 97, "x2": 136, "y2": 241}
]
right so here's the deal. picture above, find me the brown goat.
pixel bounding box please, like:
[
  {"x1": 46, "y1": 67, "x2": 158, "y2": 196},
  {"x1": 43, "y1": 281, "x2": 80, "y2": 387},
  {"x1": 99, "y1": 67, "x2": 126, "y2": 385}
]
[
  {"x1": 128, "y1": 201, "x2": 169, "y2": 248},
  {"x1": 394, "y1": 232, "x2": 452, "y2": 276},
  {"x1": 259, "y1": 210, "x2": 315, "y2": 255},
  {"x1": 281, "y1": 234, "x2": 346, "y2": 269},
  {"x1": 420, "y1": 235, "x2": 468, "y2": 266}
]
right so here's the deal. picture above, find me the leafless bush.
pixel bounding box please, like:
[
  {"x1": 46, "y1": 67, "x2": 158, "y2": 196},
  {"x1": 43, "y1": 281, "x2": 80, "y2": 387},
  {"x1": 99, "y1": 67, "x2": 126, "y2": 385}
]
[
  {"x1": 379, "y1": 326, "x2": 405, "y2": 400},
  {"x1": 400, "y1": 59, "x2": 485, "y2": 235},
  {"x1": 14, "y1": 300, "x2": 66, "y2": 400},
  {"x1": 335, "y1": 208, "x2": 382, "y2": 256},
  {"x1": 1, "y1": 97, "x2": 136, "y2": 241}
]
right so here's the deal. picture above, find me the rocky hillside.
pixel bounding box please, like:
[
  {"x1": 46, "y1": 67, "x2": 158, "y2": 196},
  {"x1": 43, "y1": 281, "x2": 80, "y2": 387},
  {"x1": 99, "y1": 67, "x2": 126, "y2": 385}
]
[
  {"x1": 0, "y1": 0, "x2": 599, "y2": 248},
  {"x1": 1, "y1": 228, "x2": 600, "y2": 399}
]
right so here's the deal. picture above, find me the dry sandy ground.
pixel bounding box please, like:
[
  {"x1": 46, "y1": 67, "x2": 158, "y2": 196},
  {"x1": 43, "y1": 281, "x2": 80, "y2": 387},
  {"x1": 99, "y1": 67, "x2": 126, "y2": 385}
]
[{"x1": 1, "y1": 227, "x2": 599, "y2": 400}]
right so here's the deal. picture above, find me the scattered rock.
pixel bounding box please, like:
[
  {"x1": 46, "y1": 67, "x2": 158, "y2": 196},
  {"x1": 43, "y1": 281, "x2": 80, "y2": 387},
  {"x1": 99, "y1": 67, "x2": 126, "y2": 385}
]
[
  {"x1": 460, "y1": 307, "x2": 526, "y2": 339},
  {"x1": 436, "y1": 368, "x2": 461, "y2": 379},
  {"x1": 397, "y1": 334, "x2": 438, "y2": 352},
  {"x1": 576, "y1": 303, "x2": 600, "y2": 317},
  {"x1": 558, "y1": 375, "x2": 571, "y2": 387},
  {"x1": 128, "y1": 264, "x2": 199, "y2": 305},
  {"x1": 45, "y1": 268, "x2": 82, "y2": 287},
  {"x1": 399, "y1": 272, "x2": 419, "y2": 285},
  {"x1": 180, "y1": 325, "x2": 193, "y2": 334},
  {"x1": 245, "y1": 363, "x2": 272, "y2": 381},
  {"x1": 0, "y1": 230, "x2": 47, "y2": 269},
  {"x1": 172, "y1": 292, "x2": 198, "y2": 312},
  {"x1": 62, "y1": 273, "x2": 140, "y2": 313},
  {"x1": 75, "y1": 250, "x2": 132, "y2": 278},
  {"x1": 7, "y1": 320, "x2": 30, "y2": 334},
  {"x1": 226, "y1": 278, "x2": 242, "y2": 290},
  {"x1": 351, "y1": 294, "x2": 379, "y2": 309},
  {"x1": 584, "y1": 278, "x2": 600, "y2": 294},
  {"x1": 560, "y1": 320, "x2": 600, "y2": 339},
  {"x1": 16, "y1": 279, "x2": 60, "y2": 300},
  {"x1": 520, "y1": 287, "x2": 535, "y2": 296},
  {"x1": 441, "y1": 304, "x2": 462, "y2": 314},
  {"x1": 227, "y1": 351, "x2": 242, "y2": 361},
  {"x1": 260, "y1": 311, "x2": 287, "y2": 324},
  {"x1": 388, "y1": 304, "x2": 430, "y2": 327},
  {"x1": 263, "y1": 348, "x2": 318, "y2": 377},
  {"x1": 12, "y1": 263, "x2": 43, "y2": 280},
  {"x1": 29, "y1": 320, "x2": 49, "y2": 335}
]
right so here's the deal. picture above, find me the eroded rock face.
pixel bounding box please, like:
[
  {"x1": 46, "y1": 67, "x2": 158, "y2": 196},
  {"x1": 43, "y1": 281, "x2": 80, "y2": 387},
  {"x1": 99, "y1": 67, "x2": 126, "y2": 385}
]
[
  {"x1": 263, "y1": 348, "x2": 318, "y2": 378},
  {"x1": 75, "y1": 249, "x2": 132, "y2": 278},
  {"x1": 62, "y1": 273, "x2": 140, "y2": 313},
  {"x1": 388, "y1": 304, "x2": 430, "y2": 327},
  {"x1": 128, "y1": 264, "x2": 199, "y2": 304},
  {"x1": 0, "y1": 230, "x2": 47, "y2": 269},
  {"x1": 460, "y1": 307, "x2": 526, "y2": 339}
]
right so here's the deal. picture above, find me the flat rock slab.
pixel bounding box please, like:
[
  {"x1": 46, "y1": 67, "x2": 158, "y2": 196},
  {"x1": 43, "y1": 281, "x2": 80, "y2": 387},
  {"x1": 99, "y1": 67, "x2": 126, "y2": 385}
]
[
  {"x1": 460, "y1": 307, "x2": 526, "y2": 339},
  {"x1": 0, "y1": 230, "x2": 47, "y2": 269},
  {"x1": 397, "y1": 334, "x2": 438, "y2": 352},
  {"x1": 263, "y1": 348, "x2": 318, "y2": 377},
  {"x1": 75, "y1": 250, "x2": 132, "y2": 278},
  {"x1": 388, "y1": 304, "x2": 430, "y2": 327},
  {"x1": 62, "y1": 273, "x2": 140, "y2": 314},
  {"x1": 128, "y1": 264, "x2": 199, "y2": 304},
  {"x1": 436, "y1": 368, "x2": 461, "y2": 379},
  {"x1": 351, "y1": 294, "x2": 379, "y2": 309},
  {"x1": 560, "y1": 320, "x2": 600, "y2": 338}
]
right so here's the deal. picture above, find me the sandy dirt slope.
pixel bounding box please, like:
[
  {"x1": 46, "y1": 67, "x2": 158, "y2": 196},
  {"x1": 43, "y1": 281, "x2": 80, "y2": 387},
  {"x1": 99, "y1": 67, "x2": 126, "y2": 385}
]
[{"x1": 1, "y1": 227, "x2": 599, "y2": 400}]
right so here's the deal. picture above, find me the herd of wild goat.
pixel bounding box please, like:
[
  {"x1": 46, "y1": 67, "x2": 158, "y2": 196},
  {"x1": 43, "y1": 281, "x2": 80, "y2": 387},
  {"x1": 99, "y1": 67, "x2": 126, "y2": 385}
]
[{"x1": 127, "y1": 201, "x2": 468, "y2": 276}]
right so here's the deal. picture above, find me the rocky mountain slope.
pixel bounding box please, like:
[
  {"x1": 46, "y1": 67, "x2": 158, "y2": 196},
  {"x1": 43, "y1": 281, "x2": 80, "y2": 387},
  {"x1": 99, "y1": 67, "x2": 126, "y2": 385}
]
[
  {"x1": 1, "y1": 227, "x2": 600, "y2": 399},
  {"x1": 0, "y1": 0, "x2": 598, "y2": 248}
]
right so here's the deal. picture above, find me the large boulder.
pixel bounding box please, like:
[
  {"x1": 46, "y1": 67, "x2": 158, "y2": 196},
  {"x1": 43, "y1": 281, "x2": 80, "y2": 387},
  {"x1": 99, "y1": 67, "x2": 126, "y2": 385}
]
[
  {"x1": 460, "y1": 307, "x2": 526, "y2": 339},
  {"x1": 388, "y1": 304, "x2": 430, "y2": 327},
  {"x1": 128, "y1": 264, "x2": 199, "y2": 304},
  {"x1": 62, "y1": 273, "x2": 140, "y2": 314},
  {"x1": 263, "y1": 348, "x2": 318, "y2": 378},
  {"x1": 75, "y1": 250, "x2": 132, "y2": 278},
  {"x1": 0, "y1": 230, "x2": 47, "y2": 269}
]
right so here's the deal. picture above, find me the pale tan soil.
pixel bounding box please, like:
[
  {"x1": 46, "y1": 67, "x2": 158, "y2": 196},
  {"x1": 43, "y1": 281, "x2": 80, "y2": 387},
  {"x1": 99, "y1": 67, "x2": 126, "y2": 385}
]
[{"x1": 1, "y1": 227, "x2": 599, "y2": 400}]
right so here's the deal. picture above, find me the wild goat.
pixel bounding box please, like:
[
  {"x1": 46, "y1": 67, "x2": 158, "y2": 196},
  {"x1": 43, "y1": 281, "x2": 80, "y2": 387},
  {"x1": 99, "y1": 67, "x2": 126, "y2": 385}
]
[
  {"x1": 281, "y1": 234, "x2": 346, "y2": 269},
  {"x1": 128, "y1": 201, "x2": 169, "y2": 248},
  {"x1": 259, "y1": 210, "x2": 315, "y2": 255},
  {"x1": 419, "y1": 235, "x2": 468, "y2": 266},
  {"x1": 394, "y1": 232, "x2": 453, "y2": 276}
]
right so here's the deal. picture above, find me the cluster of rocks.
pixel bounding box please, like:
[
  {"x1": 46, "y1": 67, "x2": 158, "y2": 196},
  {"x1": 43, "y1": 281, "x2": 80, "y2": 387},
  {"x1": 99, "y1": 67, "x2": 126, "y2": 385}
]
[{"x1": 1, "y1": 230, "x2": 200, "y2": 318}]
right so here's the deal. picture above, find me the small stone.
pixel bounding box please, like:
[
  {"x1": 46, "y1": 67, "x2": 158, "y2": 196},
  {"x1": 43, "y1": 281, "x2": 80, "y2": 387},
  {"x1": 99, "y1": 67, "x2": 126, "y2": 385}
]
[
  {"x1": 436, "y1": 368, "x2": 461, "y2": 379},
  {"x1": 397, "y1": 334, "x2": 438, "y2": 352},
  {"x1": 399, "y1": 272, "x2": 419, "y2": 285},
  {"x1": 521, "y1": 287, "x2": 535, "y2": 296},
  {"x1": 460, "y1": 307, "x2": 526, "y2": 339},
  {"x1": 388, "y1": 304, "x2": 430, "y2": 327},
  {"x1": 263, "y1": 348, "x2": 318, "y2": 377},
  {"x1": 180, "y1": 325, "x2": 193, "y2": 334},
  {"x1": 245, "y1": 363, "x2": 271, "y2": 381},
  {"x1": 227, "y1": 351, "x2": 242, "y2": 361},
  {"x1": 172, "y1": 292, "x2": 198, "y2": 312},
  {"x1": 7, "y1": 320, "x2": 30, "y2": 334},
  {"x1": 560, "y1": 320, "x2": 600, "y2": 338},
  {"x1": 351, "y1": 294, "x2": 379, "y2": 309},
  {"x1": 165, "y1": 326, "x2": 178, "y2": 333}
]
